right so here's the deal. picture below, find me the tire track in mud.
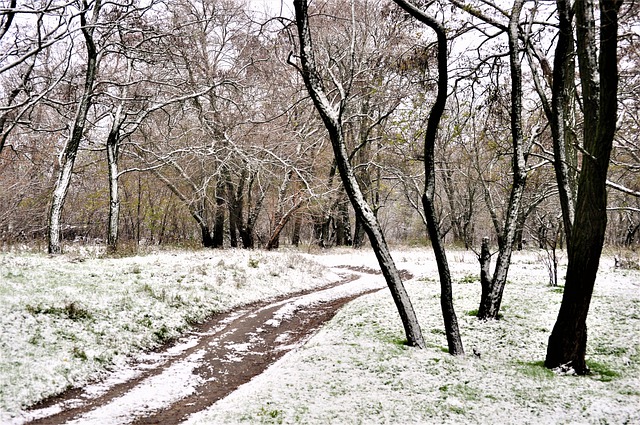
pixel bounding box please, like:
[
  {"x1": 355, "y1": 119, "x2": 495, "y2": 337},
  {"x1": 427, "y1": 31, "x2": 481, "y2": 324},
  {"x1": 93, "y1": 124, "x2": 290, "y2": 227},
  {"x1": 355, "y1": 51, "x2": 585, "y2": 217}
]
[{"x1": 24, "y1": 266, "x2": 403, "y2": 425}]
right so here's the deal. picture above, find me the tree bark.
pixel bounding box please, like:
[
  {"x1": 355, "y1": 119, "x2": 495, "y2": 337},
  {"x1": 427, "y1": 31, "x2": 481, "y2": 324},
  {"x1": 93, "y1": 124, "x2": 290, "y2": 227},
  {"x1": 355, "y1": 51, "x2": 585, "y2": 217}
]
[
  {"x1": 335, "y1": 194, "x2": 352, "y2": 246},
  {"x1": 240, "y1": 182, "x2": 266, "y2": 249},
  {"x1": 352, "y1": 215, "x2": 366, "y2": 248},
  {"x1": 531, "y1": 0, "x2": 576, "y2": 252},
  {"x1": 545, "y1": 0, "x2": 623, "y2": 374},
  {"x1": 291, "y1": 212, "x2": 302, "y2": 246},
  {"x1": 48, "y1": 1, "x2": 101, "y2": 254},
  {"x1": 106, "y1": 57, "x2": 134, "y2": 254},
  {"x1": 266, "y1": 199, "x2": 304, "y2": 250},
  {"x1": 477, "y1": 0, "x2": 527, "y2": 320},
  {"x1": 293, "y1": 0, "x2": 425, "y2": 348},
  {"x1": 479, "y1": 237, "x2": 492, "y2": 305},
  {"x1": 391, "y1": 0, "x2": 464, "y2": 355},
  {"x1": 212, "y1": 177, "x2": 225, "y2": 248},
  {"x1": 226, "y1": 168, "x2": 246, "y2": 248},
  {"x1": 106, "y1": 124, "x2": 121, "y2": 254}
]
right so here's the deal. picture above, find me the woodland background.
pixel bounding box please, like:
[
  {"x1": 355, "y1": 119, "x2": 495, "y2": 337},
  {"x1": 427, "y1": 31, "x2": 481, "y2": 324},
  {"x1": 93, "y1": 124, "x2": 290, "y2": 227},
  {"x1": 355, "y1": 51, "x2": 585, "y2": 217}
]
[{"x1": 0, "y1": 0, "x2": 638, "y2": 254}]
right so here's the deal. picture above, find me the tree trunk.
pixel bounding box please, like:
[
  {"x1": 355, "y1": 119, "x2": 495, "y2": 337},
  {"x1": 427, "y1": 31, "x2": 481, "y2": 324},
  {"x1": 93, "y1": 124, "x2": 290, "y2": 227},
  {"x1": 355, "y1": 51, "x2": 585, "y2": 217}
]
[
  {"x1": 294, "y1": 0, "x2": 425, "y2": 348},
  {"x1": 266, "y1": 169, "x2": 293, "y2": 250},
  {"x1": 212, "y1": 177, "x2": 225, "y2": 248},
  {"x1": 291, "y1": 213, "x2": 302, "y2": 246},
  {"x1": 313, "y1": 211, "x2": 334, "y2": 247},
  {"x1": 335, "y1": 195, "x2": 352, "y2": 246},
  {"x1": 442, "y1": 167, "x2": 465, "y2": 246},
  {"x1": 352, "y1": 215, "x2": 366, "y2": 248},
  {"x1": 240, "y1": 183, "x2": 266, "y2": 249},
  {"x1": 105, "y1": 58, "x2": 132, "y2": 254},
  {"x1": 48, "y1": 1, "x2": 101, "y2": 254},
  {"x1": 200, "y1": 225, "x2": 214, "y2": 248},
  {"x1": 545, "y1": 0, "x2": 622, "y2": 375},
  {"x1": 392, "y1": 0, "x2": 464, "y2": 355},
  {"x1": 106, "y1": 130, "x2": 120, "y2": 254},
  {"x1": 226, "y1": 169, "x2": 246, "y2": 248},
  {"x1": 477, "y1": 0, "x2": 527, "y2": 320},
  {"x1": 550, "y1": 0, "x2": 577, "y2": 252},
  {"x1": 266, "y1": 199, "x2": 304, "y2": 250},
  {"x1": 136, "y1": 173, "x2": 142, "y2": 245},
  {"x1": 479, "y1": 237, "x2": 492, "y2": 306}
]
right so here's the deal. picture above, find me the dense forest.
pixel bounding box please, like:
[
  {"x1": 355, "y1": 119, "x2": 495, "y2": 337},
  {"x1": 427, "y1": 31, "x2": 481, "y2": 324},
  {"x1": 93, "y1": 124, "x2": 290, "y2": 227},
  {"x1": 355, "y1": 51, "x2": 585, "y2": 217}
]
[{"x1": 1, "y1": 0, "x2": 637, "y2": 255}]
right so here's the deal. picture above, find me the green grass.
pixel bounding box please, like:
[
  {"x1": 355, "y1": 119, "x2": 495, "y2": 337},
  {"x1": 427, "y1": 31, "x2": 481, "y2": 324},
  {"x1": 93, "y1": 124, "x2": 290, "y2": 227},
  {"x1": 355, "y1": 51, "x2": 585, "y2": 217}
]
[
  {"x1": 25, "y1": 302, "x2": 93, "y2": 321},
  {"x1": 459, "y1": 273, "x2": 478, "y2": 284},
  {"x1": 516, "y1": 360, "x2": 555, "y2": 379},
  {"x1": 588, "y1": 361, "x2": 620, "y2": 382}
]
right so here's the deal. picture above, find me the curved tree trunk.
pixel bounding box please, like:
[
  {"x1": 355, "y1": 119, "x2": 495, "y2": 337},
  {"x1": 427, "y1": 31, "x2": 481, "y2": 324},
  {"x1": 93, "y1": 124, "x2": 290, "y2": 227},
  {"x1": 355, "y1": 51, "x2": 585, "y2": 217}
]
[
  {"x1": 392, "y1": 0, "x2": 464, "y2": 355},
  {"x1": 293, "y1": 0, "x2": 425, "y2": 349},
  {"x1": 266, "y1": 200, "x2": 303, "y2": 250}
]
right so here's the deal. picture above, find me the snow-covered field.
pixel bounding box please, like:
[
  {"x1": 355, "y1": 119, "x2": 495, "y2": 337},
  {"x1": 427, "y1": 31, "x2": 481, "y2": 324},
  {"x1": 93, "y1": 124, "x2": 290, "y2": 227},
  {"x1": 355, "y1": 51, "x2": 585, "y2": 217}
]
[
  {"x1": 189, "y1": 249, "x2": 640, "y2": 424},
  {"x1": 0, "y1": 247, "x2": 334, "y2": 422},
  {"x1": 1, "y1": 246, "x2": 639, "y2": 424}
]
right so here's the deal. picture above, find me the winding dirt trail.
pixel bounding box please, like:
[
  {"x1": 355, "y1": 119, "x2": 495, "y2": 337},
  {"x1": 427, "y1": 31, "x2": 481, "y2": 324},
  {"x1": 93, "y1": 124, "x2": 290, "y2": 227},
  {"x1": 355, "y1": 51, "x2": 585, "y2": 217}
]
[{"x1": 23, "y1": 266, "x2": 401, "y2": 425}]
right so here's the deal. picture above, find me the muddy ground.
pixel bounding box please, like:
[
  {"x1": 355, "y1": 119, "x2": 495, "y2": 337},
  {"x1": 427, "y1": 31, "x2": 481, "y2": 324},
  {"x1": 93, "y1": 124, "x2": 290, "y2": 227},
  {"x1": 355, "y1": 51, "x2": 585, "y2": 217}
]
[{"x1": 25, "y1": 266, "x2": 401, "y2": 425}]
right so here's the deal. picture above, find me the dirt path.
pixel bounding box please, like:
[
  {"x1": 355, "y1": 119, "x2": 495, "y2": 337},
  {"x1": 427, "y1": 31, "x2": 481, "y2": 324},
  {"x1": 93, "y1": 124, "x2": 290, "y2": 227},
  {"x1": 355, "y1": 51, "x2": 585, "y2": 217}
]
[{"x1": 23, "y1": 266, "x2": 400, "y2": 425}]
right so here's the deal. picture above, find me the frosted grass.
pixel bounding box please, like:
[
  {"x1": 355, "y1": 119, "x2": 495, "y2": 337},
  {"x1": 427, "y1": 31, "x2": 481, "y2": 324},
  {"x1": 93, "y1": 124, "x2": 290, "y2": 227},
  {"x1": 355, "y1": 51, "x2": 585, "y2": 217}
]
[
  {"x1": 0, "y1": 248, "x2": 333, "y2": 420},
  {"x1": 1, "y1": 247, "x2": 638, "y2": 424},
  {"x1": 186, "y1": 248, "x2": 640, "y2": 424}
]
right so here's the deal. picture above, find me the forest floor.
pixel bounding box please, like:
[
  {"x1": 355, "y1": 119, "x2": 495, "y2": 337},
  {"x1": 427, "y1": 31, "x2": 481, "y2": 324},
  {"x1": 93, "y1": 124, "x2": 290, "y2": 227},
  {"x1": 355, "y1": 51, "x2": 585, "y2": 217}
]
[{"x1": 1, "y1": 246, "x2": 639, "y2": 424}]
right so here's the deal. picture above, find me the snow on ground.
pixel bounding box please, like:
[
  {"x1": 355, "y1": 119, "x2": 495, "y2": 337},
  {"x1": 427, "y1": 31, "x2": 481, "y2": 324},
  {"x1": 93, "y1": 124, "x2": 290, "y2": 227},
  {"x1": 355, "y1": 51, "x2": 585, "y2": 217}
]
[
  {"x1": 185, "y1": 248, "x2": 640, "y2": 424},
  {"x1": 1, "y1": 246, "x2": 639, "y2": 424},
  {"x1": 65, "y1": 348, "x2": 207, "y2": 425},
  {"x1": 0, "y1": 247, "x2": 334, "y2": 421}
]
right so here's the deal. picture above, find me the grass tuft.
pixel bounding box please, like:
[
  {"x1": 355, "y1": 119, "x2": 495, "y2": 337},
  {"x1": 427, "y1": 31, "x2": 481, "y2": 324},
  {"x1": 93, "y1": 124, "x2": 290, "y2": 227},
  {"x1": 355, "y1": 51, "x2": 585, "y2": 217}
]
[
  {"x1": 516, "y1": 360, "x2": 555, "y2": 379},
  {"x1": 26, "y1": 301, "x2": 93, "y2": 321},
  {"x1": 459, "y1": 273, "x2": 478, "y2": 284},
  {"x1": 588, "y1": 361, "x2": 621, "y2": 382}
]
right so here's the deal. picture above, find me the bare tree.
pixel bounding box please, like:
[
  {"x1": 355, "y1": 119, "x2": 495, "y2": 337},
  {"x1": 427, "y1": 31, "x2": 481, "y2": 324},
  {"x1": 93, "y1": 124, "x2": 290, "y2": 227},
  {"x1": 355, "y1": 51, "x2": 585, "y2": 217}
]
[
  {"x1": 0, "y1": 1, "x2": 69, "y2": 155},
  {"x1": 449, "y1": 0, "x2": 533, "y2": 320},
  {"x1": 545, "y1": 0, "x2": 624, "y2": 374},
  {"x1": 525, "y1": 0, "x2": 577, "y2": 251},
  {"x1": 292, "y1": 0, "x2": 426, "y2": 348},
  {"x1": 391, "y1": 0, "x2": 464, "y2": 355},
  {"x1": 48, "y1": 0, "x2": 102, "y2": 254}
]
